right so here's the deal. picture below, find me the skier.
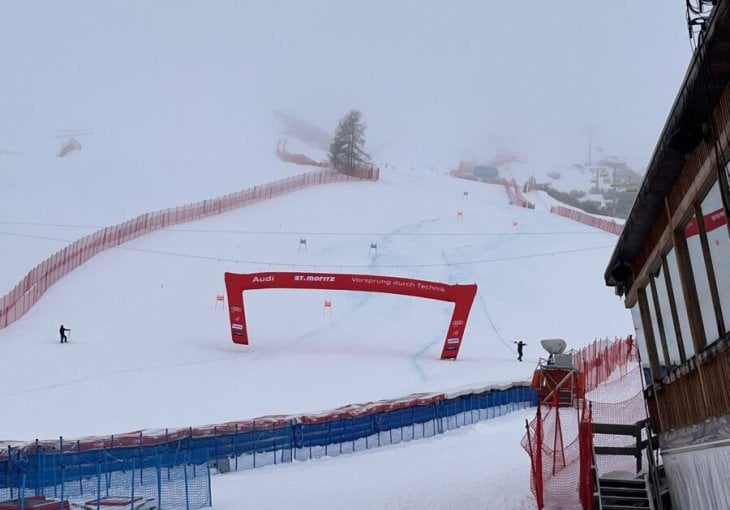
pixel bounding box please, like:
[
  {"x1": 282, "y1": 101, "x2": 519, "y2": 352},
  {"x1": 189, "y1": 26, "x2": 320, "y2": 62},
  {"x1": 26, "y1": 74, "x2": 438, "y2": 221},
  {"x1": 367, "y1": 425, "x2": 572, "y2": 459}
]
[
  {"x1": 59, "y1": 324, "x2": 71, "y2": 343},
  {"x1": 514, "y1": 340, "x2": 526, "y2": 361}
]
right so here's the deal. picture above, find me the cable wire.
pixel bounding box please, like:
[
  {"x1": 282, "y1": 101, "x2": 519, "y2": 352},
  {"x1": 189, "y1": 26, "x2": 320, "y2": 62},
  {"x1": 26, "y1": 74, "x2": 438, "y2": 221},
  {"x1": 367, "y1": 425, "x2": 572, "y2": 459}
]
[
  {"x1": 113, "y1": 244, "x2": 616, "y2": 269},
  {"x1": 0, "y1": 222, "x2": 611, "y2": 237},
  {"x1": 476, "y1": 290, "x2": 538, "y2": 364},
  {"x1": 0, "y1": 229, "x2": 613, "y2": 268}
]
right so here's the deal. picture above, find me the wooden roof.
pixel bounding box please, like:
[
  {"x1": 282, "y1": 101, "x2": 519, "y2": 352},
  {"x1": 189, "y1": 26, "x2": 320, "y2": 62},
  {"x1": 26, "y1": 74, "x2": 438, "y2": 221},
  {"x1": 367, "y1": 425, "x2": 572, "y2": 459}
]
[{"x1": 605, "y1": 1, "x2": 730, "y2": 292}]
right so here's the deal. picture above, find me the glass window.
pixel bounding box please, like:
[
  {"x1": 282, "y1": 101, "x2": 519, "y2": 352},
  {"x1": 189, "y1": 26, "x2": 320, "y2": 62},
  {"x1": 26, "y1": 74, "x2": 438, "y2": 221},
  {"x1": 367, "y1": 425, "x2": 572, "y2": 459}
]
[
  {"x1": 654, "y1": 264, "x2": 681, "y2": 366},
  {"x1": 666, "y1": 247, "x2": 695, "y2": 359},
  {"x1": 647, "y1": 279, "x2": 670, "y2": 367},
  {"x1": 684, "y1": 211, "x2": 717, "y2": 344},
  {"x1": 630, "y1": 304, "x2": 651, "y2": 367},
  {"x1": 700, "y1": 182, "x2": 730, "y2": 339}
]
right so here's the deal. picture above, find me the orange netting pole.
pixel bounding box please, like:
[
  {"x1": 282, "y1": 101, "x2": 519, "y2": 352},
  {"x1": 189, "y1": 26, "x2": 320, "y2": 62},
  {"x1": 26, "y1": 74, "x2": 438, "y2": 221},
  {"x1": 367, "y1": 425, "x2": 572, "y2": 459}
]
[
  {"x1": 579, "y1": 402, "x2": 594, "y2": 510},
  {"x1": 535, "y1": 404, "x2": 544, "y2": 509},
  {"x1": 551, "y1": 389, "x2": 566, "y2": 474},
  {"x1": 525, "y1": 420, "x2": 539, "y2": 501}
]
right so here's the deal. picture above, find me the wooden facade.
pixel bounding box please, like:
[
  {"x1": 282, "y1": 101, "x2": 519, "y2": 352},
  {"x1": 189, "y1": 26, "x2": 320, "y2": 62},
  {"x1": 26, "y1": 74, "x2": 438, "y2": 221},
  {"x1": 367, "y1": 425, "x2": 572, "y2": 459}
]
[
  {"x1": 605, "y1": 1, "x2": 730, "y2": 437},
  {"x1": 645, "y1": 345, "x2": 730, "y2": 432}
]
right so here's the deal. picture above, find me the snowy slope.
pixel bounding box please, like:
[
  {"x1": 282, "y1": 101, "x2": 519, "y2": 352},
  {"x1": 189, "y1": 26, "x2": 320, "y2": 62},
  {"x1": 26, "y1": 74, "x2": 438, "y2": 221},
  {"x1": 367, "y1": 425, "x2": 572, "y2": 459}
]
[
  {"x1": 0, "y1": 165, "x2": 631, "y2": 441},
  {"x1": 0, "y1": 2, "x2": 692, "y2": 507}
]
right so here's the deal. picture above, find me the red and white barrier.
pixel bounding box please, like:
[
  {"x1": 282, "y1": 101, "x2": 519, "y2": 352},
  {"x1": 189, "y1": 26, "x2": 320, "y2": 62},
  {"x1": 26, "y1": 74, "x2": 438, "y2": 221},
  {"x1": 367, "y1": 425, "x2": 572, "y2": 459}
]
[
  {"x1": 0, "y1": 170, "x2": 377, "y2": 329},
  {"x1": 549, "y1": 205, "x2": 623, "y2": 235}
]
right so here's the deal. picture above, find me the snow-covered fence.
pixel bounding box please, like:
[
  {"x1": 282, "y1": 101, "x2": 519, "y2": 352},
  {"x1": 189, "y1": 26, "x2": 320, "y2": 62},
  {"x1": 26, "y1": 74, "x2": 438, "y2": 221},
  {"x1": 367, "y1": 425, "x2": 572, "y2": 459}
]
[
  {"x1": 504, "y1": 178, "x2": 535, "y2": 209},
  {"x1": 1, "y1": 383, "x2": 537, "y2": 501},
  {"x1": 275, "y1": 138, "x2": 381, "y2": 180},
  {"x1": 276, "y1": 138, "x2": 329, "y2": 167},
  {"x1": 549, "y1": 205, "x2": 623, "y2": 235},
  {"x1": 1, "y1": 444, "x2": 211, "y2": 510},
  {"x1": 448, "y1": 170, "x2": 534, "y2": 209},
  {"x1": 522, "y1": 337, "x2": 645, "y2": 510},
  {"x1": 0, "y1": 169, "x2": 376, "y2": 329}
]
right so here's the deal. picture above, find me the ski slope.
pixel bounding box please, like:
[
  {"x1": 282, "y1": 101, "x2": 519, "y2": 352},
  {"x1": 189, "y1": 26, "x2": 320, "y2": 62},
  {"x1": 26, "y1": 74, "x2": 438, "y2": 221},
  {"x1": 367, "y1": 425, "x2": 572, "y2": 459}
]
[
  {"x1": 1, "y1": 2, "x2": 689, "y2": 506},
  {"x1": 0, "y1": 165, "x2": 631, "y2": 442}
]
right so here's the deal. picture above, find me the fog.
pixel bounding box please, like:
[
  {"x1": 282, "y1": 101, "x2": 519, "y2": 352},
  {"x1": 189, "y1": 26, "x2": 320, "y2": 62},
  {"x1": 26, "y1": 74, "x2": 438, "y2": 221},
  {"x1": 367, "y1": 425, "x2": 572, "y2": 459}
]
[{"x1": 1, "y1": 1, "x2": 691, "y2": 172}]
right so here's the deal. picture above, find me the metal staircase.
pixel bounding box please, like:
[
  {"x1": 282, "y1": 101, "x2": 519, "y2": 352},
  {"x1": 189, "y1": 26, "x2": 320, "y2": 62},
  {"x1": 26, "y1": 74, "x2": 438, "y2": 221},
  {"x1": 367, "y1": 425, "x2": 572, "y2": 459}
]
[
  {"x1": 596, "y1": 476, "x2": 651, "y2": 509},
  {"x1": 591, "y1": 420, "x2": 670, "y2": 510}
]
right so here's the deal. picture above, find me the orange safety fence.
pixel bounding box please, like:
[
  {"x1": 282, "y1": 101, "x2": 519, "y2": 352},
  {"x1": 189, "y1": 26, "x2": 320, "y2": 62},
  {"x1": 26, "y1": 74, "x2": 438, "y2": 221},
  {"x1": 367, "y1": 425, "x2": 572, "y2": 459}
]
[
  {"x1": 0, "y1": 169, "x2": 377, "y2": 329},
  {"x1": 550, "y1": 205, "x2": 623, "y2": 235},
  {"x1": 449, "y1": 169, "x2": 535, "y2": 209},
  {"x1": 276, "y1": 138, "x2": 329, "y2": 168},
  {"x1": 522, "y1": 336, "x2": 645, "y2": 510},
  {"x1": 504, "y1": 178, "x2": 536, "y2": 209}
]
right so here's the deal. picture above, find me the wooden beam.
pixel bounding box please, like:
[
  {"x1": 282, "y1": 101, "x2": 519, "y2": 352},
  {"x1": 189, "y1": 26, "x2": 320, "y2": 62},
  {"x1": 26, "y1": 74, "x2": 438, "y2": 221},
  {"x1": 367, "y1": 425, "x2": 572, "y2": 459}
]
[
  {"x1": 649, "y1": 276, "x2": 672, "y2": 367},
  {"x1": 638, "y1": 287, "x2": 662, "y2": 382}
]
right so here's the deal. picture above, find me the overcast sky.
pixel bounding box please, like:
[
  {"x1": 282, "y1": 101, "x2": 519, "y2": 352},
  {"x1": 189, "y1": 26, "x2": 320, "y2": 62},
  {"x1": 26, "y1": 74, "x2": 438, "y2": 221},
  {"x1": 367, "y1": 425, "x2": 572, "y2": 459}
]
[{"x1": 1, "y1": 1, "x2": 693, "y2": 172}]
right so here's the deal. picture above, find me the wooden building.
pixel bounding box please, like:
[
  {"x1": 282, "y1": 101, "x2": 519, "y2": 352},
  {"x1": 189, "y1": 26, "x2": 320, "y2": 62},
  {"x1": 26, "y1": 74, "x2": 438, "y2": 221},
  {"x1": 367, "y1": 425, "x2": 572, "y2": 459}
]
[{"x1": 604, "y1": 3, "x2": 730, "y2": 508}]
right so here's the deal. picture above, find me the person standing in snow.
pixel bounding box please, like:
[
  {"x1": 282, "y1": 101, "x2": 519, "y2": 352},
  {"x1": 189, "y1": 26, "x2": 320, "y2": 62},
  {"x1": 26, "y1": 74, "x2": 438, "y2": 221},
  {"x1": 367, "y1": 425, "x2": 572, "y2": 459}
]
[
  {"x1": 59, "y1": 324, "x2": 70, "y2": 343},
  {"x1": 514, "y1": 340, "x2": 526, "y2": 361}
]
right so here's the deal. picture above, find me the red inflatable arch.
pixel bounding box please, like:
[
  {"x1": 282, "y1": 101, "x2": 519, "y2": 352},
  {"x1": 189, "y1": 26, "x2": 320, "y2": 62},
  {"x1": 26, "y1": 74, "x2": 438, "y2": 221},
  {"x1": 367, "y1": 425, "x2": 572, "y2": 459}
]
[{"x1": 224, "y1": 271, "x2": 478, "y2": 360}]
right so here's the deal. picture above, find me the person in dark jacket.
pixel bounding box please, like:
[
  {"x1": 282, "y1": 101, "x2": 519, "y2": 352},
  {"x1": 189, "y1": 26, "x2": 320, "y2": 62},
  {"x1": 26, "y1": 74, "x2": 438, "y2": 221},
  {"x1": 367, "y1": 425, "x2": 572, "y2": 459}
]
[
  {"x1": 514, "y1": 340, "x2": 526, "y2": 361},
  {"x1": 59, "y1": 324, "x2": 70, "y2": 343}
]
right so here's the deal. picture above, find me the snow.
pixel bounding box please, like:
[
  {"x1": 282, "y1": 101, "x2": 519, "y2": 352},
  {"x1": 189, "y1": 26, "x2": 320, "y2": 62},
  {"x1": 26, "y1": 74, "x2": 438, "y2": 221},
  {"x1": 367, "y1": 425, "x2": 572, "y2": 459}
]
[
  {"x1": 0, "y1": 2, "x2": 690, "y2": 508},
  {"x1": 0, "y1": 167, "x2": 630, "y2": 437},
  {"x1": 212, "y1": 409, "x2": 538, "y2": 510},
  {"x1": 0, "y1": 163, "x2": 632, "y2": 509}
]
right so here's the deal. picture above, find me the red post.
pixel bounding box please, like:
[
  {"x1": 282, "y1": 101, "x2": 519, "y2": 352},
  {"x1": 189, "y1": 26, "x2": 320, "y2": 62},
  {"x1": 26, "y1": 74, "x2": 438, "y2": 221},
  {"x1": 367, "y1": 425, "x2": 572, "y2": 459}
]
[{"x1": 535, "y1": 404, "x2": 544, "y2": 509}]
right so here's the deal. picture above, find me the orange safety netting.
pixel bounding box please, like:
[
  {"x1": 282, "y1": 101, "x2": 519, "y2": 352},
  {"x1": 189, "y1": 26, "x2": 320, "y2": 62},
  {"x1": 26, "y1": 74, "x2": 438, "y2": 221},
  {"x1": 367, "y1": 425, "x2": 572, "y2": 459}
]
[{"x1": 521, "y1": 337, "x2": 646, "y2": 510}]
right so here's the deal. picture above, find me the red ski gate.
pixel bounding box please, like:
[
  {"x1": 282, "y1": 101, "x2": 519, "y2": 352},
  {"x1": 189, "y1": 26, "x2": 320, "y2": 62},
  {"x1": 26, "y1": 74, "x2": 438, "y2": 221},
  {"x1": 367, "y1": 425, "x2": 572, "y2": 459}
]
[{"x1": 224, "y1": 272, "x2": 478, "y2": 360}]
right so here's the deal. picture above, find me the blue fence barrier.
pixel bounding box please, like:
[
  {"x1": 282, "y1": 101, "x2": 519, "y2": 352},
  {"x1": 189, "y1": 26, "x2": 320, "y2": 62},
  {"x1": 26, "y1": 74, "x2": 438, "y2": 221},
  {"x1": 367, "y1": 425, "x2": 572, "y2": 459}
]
[
  {"x1": 1, "y1": 384, "x2": 537, "y2": 508},
  {"x1": 1, "y1": 445, "x2": 210, "y2": 510}
]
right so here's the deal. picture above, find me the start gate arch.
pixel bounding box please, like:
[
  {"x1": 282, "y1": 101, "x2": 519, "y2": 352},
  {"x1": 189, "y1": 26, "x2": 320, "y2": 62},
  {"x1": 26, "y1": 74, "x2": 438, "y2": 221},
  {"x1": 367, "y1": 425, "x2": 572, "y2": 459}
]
[{"x1": 224, "y1": 271, "x2": 477, "y2": 360}]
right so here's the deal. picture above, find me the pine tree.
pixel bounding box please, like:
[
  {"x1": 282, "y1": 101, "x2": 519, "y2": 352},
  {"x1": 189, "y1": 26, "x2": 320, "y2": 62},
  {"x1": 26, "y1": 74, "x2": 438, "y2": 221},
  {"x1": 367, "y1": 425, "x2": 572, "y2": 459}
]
[{"x1": 329, "y1": 110, "x2": 370, "y2": 170}]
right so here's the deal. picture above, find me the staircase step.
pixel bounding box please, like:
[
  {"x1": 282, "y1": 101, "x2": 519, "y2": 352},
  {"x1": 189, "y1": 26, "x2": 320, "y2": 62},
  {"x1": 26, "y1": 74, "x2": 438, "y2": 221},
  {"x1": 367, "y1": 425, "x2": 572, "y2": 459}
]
[
  {"x1": 601, "y1": 506, "x2": 650, "y2": 510},
  {"x1": 601, "y1": 494, "x2": 650, "y2": 504},
  {"x1": 599, "y1": 478, "x2": 646, "y2": 488},
  {"x1": 598, "y1": 475, "x2": 651, "y2": 510},
  {"x1": 600, "y1": 485, "x2": 647, "y2": 494}
]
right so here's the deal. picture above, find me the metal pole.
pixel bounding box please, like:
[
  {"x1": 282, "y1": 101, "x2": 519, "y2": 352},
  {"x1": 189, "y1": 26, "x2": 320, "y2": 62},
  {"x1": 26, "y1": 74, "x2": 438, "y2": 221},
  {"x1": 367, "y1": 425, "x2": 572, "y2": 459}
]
[
  {"x1": 78, "y1": 441, "x2": 83, "y2": 495},
  {"x1": 20, "y1": 473, "x2": 25, "y2": 510},
  {"x1": 130, "y1": 459, "x2": 135, "y2": 510},
  {"x1": 96, "y1": 461, "x2": 101, "y2": 510},
  {"x1": 35, "y1": 439, "x2": 41, "y2": 497},
  {"x1": 156, "y1": 452, "x2": 162, "y2": 510},
  {"x1": 60, "y1": 466, "x2": 65, "y2": 510},
  {"x1": 207, "y1": 452, "x2": 213, "y2": 508},
  {"x1": 183, "y1": 460, "x2": 190, "y2": 510},
  {"x1": 234, "y1": 424, "x2": 239, "y2": 472}
]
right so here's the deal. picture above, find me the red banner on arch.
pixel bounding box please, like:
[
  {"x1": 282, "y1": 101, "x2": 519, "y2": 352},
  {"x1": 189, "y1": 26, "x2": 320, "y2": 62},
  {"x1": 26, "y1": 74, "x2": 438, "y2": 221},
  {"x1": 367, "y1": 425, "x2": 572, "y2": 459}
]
[{"x1": 224, "y1": 271, "x2": 478, "y2": 360}]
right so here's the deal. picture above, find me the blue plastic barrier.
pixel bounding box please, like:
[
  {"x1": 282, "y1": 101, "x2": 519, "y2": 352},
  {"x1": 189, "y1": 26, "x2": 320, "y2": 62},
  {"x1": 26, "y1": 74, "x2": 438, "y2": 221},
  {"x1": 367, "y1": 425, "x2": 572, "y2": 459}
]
[{"x1": 0, "y1": 384, "x2": 537, "y2": 508}]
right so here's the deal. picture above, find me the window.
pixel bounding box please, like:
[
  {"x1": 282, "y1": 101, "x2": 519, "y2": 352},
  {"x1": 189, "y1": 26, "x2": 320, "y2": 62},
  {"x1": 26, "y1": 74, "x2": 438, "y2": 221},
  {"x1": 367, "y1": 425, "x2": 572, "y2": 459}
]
[
  {"x1": 684, "y1": 211, "x2": 717, "y2": 344},
  {"x1": 700, "y1": 182, "x2": 730, "y2": 340},
  {"x1": 646, "y1": 280, "x2": 668, "y2": 366},
  {"x1": 653, "y1": 263, "x2": 682, "y2": 365},
  {"x1": 666, "y1": 247, "x2": 695, "y2": 359},
  {"x1": 630, "y1": 304, "x2": 651, "y2": 367}
]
